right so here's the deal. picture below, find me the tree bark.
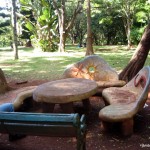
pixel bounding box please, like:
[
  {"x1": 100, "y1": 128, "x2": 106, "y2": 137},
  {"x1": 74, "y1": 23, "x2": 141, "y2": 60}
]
[
  {"x1": 85, "y1": 0, "x2": 94, "y2": 56},
  {"x1": 0, "y1": 69, "x2": 11, "y2": 94},
  {"x1": 119, "y1": 24, "x2": 150, "y2": 82},
  {"x1": 11, "y1": 0, "x2": 18, "y2": 59}
]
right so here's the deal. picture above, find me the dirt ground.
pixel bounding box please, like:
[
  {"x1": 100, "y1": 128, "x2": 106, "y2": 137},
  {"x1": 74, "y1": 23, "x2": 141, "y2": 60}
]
[{"x1": 0, "y1": 80, "x2": 150, "y2": 150}]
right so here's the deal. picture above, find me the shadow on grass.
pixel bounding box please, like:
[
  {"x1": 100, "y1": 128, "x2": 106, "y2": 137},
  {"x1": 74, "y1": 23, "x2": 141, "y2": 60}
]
[
  {"x1": 1, "y1": 45, "x2": 149, "y2": 81},
  {"x1": 0, "y1": 46, "x2": 34, "y2": 52},
  {"x1": 1, "y1": 55, "x2": 84, "y2": 80},
  {"x1": 19, "y1": 47, "x2": 34, "y2": 52},
  {"x1": 0, "y1": 47, "x2": 13, "y2": 51}
]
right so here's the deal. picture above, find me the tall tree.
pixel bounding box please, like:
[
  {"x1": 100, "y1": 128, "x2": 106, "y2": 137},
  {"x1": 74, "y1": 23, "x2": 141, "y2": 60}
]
[
  {"x1": 11, "y1": 0, "x2": 18, "y2": 59},
  {"x1": 91, "y1": 1, "x2": 126, "y2": 45},
  {"x1": 85, "y1": 0, "x2": 94, "y2": 55},
  {"x1": 52, "y1": 0, "x2": 84, "y2": 52},
  {"x1": 119, "y1": 23, "x2": 150, "y2": 82},
  {"x1": 95, "y1": 0, "x2": 147, "y2": 49},
  {"x1": 121, "y1": 0, "x2": 134, "y2": 49},
  {"x1": 70, "y1": 13, "x2": 87, "y2": 45}
]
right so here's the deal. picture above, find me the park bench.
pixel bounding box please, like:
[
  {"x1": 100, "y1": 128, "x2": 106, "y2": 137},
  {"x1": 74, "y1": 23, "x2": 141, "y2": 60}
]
[
  {"x1": 0, "y1": 112, "x2": 86, "y2": 150},
  {"x1": 99, "y1": 66, "x2": 150, "y2": 136}
]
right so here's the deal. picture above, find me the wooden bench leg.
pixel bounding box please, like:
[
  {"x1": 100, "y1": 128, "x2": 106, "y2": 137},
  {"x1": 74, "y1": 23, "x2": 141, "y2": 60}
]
[
  {"x1": 100, "y1": 121, "x2": 112, "y2": 132},
  {"x1": 77, "y1": 137, "x2": 86, "y2": 150},
  {"x1": 60, "y1": 102, "x2": 74, "y2": 113},
  {"x1": 121, "y1": 118, "x2": 134, "y2": 136},
  {"x1": 82, "y1": 99, "x2": 92, "y2": 112},
  {"x1": 77, "y1": 125, "x2": 86, "y2": 150},
  {"x1": 41, "y1": 102, "x2": 55, "y2": 113}
]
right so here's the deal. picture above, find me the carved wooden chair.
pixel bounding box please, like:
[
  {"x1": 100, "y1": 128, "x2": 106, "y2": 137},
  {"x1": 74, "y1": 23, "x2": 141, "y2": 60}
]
[{"x1": 99, "y1": 66, "x2": 150, "y2": 136}]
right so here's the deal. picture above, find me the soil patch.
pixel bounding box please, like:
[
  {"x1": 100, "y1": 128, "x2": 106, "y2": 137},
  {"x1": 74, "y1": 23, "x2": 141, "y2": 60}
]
[{"x1": 0, "y1": 80, "x2": 150, "y2": 150}]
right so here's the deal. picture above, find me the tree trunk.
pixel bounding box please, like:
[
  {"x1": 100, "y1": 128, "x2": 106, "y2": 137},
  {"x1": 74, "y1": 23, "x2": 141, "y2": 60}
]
[
  {"x1": 52, "y1": 0, "x2": 84, "y2": 52},
  {"x1": 126, "y1": 18, "x2": 131, "y2": 49},
  {"x1": 85, "y1": 0, "x2": 94, "y2": 56},
  {"x1": 58, "y1": 33, "x2": 66, "y2": 52},
  {"x1": 119, "y1": 24, "x2": 150, "y2": 82},
  {"x1": 58, "y1": 0, "x2": 65, "y2": 53},
  {"x1": 11, "y1": 0, "x2": 18, "y2": 59},
  {"x1": 0, "y1": 69, "x2": 11, "y2": 94}
]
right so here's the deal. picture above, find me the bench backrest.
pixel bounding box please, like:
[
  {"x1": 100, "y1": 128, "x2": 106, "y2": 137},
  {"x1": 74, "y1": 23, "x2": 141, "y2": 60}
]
[
  {"x1": 125, "y1": 66, "x2": 150, "y2": 110},
  {"x1": 62, "y1": 55, "x2": 119, "y2": 81},
  {"x1": 0, "y1": 112, "x2": 86, "y2": 137}
]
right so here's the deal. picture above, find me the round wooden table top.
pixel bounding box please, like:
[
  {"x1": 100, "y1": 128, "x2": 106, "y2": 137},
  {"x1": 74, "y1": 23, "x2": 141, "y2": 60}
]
[{"x1": 33, "y1": 78, "x2": 98, "y2": 104}]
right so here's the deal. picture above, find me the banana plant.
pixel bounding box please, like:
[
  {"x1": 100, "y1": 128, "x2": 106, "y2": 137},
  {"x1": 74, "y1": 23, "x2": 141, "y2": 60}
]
[{"x1": 19, "y1": 0, "x2": 58, "y2": 51}]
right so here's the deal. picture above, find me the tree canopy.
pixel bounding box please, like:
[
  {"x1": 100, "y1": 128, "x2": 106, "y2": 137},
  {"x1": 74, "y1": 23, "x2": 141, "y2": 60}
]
[{"x1": 0, "y1": 0, "x2": 150, "y2": 53}]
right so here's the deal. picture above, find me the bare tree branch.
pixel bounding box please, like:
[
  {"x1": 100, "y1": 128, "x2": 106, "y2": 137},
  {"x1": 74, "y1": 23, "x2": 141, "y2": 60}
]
[{"x1": 66, "y1": 0, "x2": 85, "y2": 33}]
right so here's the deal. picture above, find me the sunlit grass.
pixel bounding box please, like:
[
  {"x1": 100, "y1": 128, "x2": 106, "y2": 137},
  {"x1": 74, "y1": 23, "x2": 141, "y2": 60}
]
[{"x1": 0, "y1": 45, "x2": 149, "y2": 82}]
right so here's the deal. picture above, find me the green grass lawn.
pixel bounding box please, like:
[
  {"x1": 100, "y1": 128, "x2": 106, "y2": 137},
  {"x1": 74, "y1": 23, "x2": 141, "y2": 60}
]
[{"x1": 0, "y1": 45, "x2": 149, "y2": 81}]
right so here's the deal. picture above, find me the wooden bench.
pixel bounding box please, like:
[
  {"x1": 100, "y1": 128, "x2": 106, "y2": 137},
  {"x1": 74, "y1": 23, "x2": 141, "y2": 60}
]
[
  {"x1": 99, "y1": 66, "x2": 150, "y2": 136},
  {"x1": 0, "y1": 112, "x2": 86, "y2": 150}
]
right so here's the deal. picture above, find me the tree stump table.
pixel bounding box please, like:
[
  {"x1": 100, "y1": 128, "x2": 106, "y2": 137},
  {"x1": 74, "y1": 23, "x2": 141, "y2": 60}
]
[{"x1": 33, "y1": 78, "x2": 98, "y2": 113}]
